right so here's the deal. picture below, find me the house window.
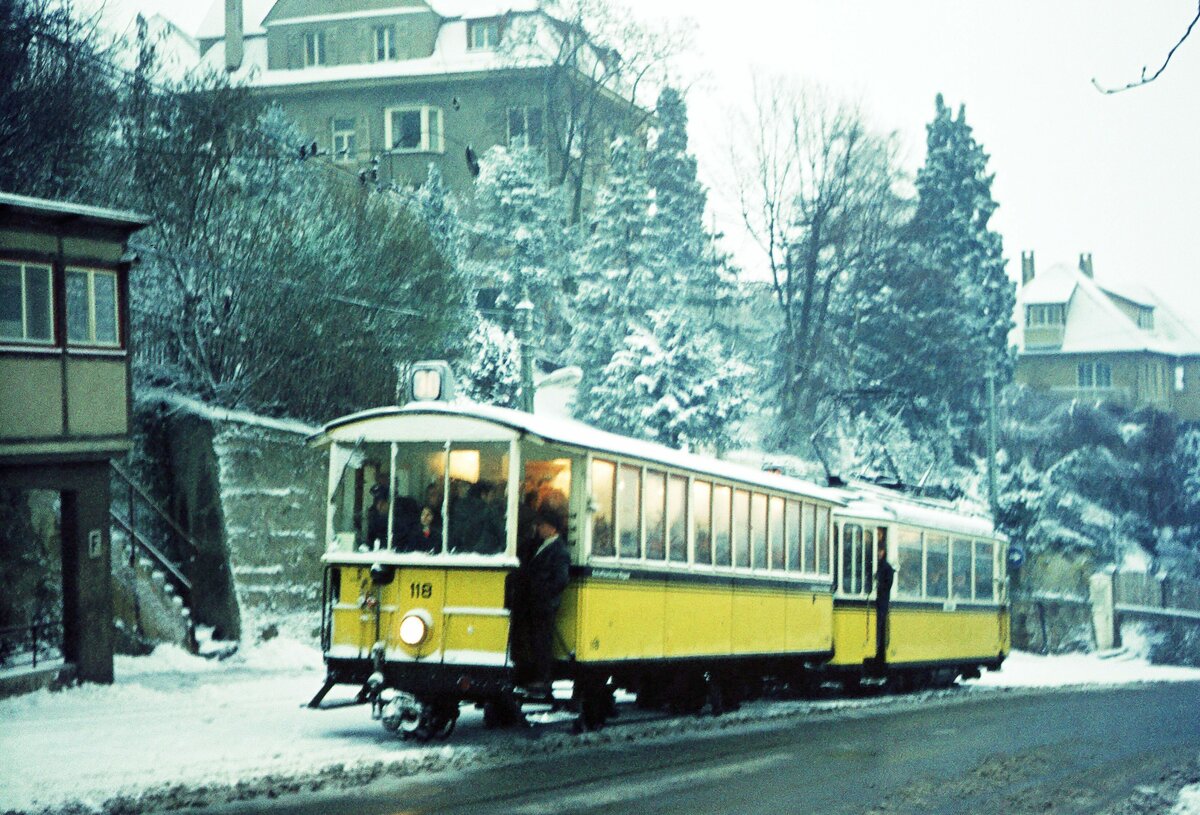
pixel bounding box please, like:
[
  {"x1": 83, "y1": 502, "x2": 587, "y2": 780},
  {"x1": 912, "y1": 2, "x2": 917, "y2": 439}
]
[
  {"x1": 1026, "y1": 304, "x2": 1065, "y2": 326},
  {"x1": 303, "y1": 31, "x2": 326, "y2": 67},
  {"x1": 373, "y1": 26, "x2": 396, "y2": 61},
  {"x1": 507, "y1": 106, "x2": 543, "y2": 148},
  {"x1": 66, "y1": 268, "x2": 120, "y2": 347},
  {"x1": 385, "y1": 106, "x2": 443, "y2": 153},
  {"x1": 1077, "y1": 360, "x2": 1112, "y2": 389},
  {"x1": 0, "y1": 261, "x2": 53, "y2": 343},
  {"x1": 1177, "y1": 365, "x2": 1186, "y2": 392},
  {"x1": 331, "y1": 117, "x2": 357, "y2": 160},
  {"x1": 467, "y1": 19, "x2": 500, "y2": 50}
]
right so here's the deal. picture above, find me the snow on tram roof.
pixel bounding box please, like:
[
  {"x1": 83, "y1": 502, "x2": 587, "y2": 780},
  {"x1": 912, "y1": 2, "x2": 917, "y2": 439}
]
[
  {"x1": 316, "y1": 401, "x2": 846, "y2": 505},
  {"x1": 831, "y1": 480, "x2": 1001, "y2": 540}
]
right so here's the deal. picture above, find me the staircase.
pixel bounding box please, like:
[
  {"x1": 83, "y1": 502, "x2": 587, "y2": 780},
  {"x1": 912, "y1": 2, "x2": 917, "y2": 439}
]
[{"x1": 109, "y1": 461, "x2": 199, "y2": 654}]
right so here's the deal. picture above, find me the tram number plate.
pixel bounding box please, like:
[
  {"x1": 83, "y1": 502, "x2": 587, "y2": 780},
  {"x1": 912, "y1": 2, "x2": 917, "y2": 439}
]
[{"x1": 409, "y1": 582, "x2": 433, "y2": 599}]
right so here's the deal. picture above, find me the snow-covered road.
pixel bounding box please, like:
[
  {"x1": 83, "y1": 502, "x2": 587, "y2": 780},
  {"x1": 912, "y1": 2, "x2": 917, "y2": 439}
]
[{"x1": 1, "y1": 640, "x2": 1198, "y2": 814}]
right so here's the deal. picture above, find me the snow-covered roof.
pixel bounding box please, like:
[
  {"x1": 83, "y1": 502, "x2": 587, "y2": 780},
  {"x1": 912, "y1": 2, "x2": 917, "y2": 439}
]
[
  {"x1": 196, "y1": 35, "x2": 269, "y2": 82},
  {"x1": 197, "y1": 0, "x2": 276, "y2": 40},
  {"x1": 831, "y1": 481, "x2": 1001, "y2": 540},
  {"x1": 0, "y1": 192, "x2": 151, "y2": 229},
  {"x1": 313, "y1": 401, "x2": 847, "y2": 505},
  {"x1": 426, "y1": 0, "x2": 540, "y2": 19},
  {"x1": 1018, "y1": 262, "x2": 1200, "y2": 357}
]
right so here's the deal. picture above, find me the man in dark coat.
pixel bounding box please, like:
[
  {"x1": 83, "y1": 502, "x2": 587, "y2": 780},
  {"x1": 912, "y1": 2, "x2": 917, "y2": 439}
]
[
  {"x1": 518, "y1": 507, "x2": 570, "y2": 693},
  {"x1": 875, "y1": 539, "x2": 895, "y2": 666},
  {"x1": 365, "y1": 484, "x2": 389, "y2": 549}
]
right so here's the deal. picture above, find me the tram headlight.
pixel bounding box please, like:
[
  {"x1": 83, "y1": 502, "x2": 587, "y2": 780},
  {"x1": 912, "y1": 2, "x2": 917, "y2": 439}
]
[{"x1": 399, "y1": 610, "x2": 432, "y2": 646}]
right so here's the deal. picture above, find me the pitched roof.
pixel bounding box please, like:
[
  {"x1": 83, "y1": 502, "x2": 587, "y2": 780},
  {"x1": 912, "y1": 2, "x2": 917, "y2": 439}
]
[
  {"x1": 196, "y1": 0, "x2": 276, "y2": 40},
  {"x1": 1018, "y1": 262, "x2": 1200, "y2": 356}
]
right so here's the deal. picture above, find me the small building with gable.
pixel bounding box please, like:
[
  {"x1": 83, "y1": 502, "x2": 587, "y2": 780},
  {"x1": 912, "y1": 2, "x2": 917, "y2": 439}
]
[{"x1": 1015, "y1": 252, "x2": 1200, "y2": 421}]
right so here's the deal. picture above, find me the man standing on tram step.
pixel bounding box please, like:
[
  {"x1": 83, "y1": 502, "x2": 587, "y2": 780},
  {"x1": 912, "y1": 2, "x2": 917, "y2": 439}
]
[
  {"x1": 875, "y1": 540, "x2": 895, "y2": 667},
  {"x1": 521, "y1": 507, "x2": 570, "y2": 694}
]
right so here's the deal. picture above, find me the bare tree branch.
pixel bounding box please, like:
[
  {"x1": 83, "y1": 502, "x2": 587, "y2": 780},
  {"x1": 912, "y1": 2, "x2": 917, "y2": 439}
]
[{"x1": 1092, "y1": 1, "x2": 1200, "y2": 93}]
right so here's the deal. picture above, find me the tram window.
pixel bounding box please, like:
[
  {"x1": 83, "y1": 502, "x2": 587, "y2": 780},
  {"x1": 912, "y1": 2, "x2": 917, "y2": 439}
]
[
  {"x1": 816, "y1": 506, "x2": 831, "y2": 575},
  {"x1": 768, "y1": 497, "x2": 785, "y2": 570},
  {"x1": 974, "y1": 540, "x2": 995, "y2": 601},
  {"x1": 329, "y1": 441, "x2": 391, "y2": 551},
  {"x1": 897, "y1": 529, "x2": 923, "y2": 596},
  {"x1": 842, "y1": 523, "x2": 860, "y2": 592},
  {"x1": 645, "y1": 470, "x2": 667, "y2": 560},
  {"x1": 617, "y1": 464, "x2": 642, "y2": 558},
  {"x1": 590, "y1": 460, "x2": 616, "y2": 557},
  {"x1": 732, "y1": 489, "x2": 750, "y2": 568},
  {"x1": 445, "y1": 443, "x2": 513, "y2": 555},
  {"x1": 951, "y1": 537, "x2": 972, "y2": 600},
  {"x1": 862, "y1": 530, "x2": 875, "y2": 595},
  {"x1": 668, "y1": 475, "x2": 687, "y2": 563},
  {"x1": 751, "y1": 493, "x2": 767, "y2": 569},
  {"x1": 926, "y1": 534, "x2": 949, "y2": 598},
  {"x1": 520, "y1": 456, "x2": 569, "y2": 550},
  {"x1": 713, "y1": 485, "x2": 732, "y2": 567},
  {"x1": 785, "y1": 500, "x2": 801, "y2": 571},
  {"x1": 801, "y1": 504, "x2": 815, "y2": 573},
  {"x1": 693, "y1": 480, "x2": 713, "y2": 566}
]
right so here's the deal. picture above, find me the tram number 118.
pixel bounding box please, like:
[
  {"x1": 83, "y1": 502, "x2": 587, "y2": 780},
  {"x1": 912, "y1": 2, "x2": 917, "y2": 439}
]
[{"x1": 410, "y1": 582, "x2": 433, "y2": 599}]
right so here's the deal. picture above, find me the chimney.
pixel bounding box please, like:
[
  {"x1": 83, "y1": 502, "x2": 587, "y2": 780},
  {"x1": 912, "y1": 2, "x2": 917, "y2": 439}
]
[
  {"x1": 1020, "y1": 250, "x2": 1035, "y2": 285},
  {"x1": 225, "y1": 0, "x2": 244, "y2": 73},
  {"x1": 1079, "y1": 252, "x2": 1094, "y2": 278}
]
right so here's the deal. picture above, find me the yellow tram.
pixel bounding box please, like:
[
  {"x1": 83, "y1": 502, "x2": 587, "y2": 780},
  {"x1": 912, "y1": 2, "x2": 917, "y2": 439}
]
[
  {"x1": 829, "y1": 483, "x2": 1010, "y2": 687},
  {"x1": 308, "y1": 374, "x2": 845, "y2": 735},
  {"x1": 309, "y1": 366, "x2": 1009, "y2": 737}
]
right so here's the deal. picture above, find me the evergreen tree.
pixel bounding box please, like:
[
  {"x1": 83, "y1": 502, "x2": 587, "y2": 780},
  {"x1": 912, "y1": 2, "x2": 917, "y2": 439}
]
[
  {"x1": 411, "y1": 163, "x2": 465, "y2": 271},
  {"x1": 857, "y1": 94, "x2": 1015, "y2": 451},
  {"x1": 460, "y1": 319, "x2": 521, "y2": 408},
  {"x1": 468, "y1": 146, "x2": 571, "y2": 342},
  {"x1": 646, "y1": 87, "x2": 730, "y2": 315},
  {"x1": 581, "y1": 310, "x2": 749, "y2": 452}
]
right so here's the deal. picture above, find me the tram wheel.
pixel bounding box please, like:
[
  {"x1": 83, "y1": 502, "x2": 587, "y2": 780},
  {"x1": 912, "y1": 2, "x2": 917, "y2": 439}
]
[
  {"x1": 575, "y1": 677, "x2": 612, "y2": 732},
  {"x1": 403, "y1": 699, "x2": 460, "y2": 742},
  {"x1": 483, "y1": 695, "x2": 524, "y2": 729}
]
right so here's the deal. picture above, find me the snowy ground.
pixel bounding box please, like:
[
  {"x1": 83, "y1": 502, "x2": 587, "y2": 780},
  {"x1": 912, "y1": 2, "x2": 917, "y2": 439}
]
[{"x1": 2, "y1": 643, "x2": 1199, "y2": 815}]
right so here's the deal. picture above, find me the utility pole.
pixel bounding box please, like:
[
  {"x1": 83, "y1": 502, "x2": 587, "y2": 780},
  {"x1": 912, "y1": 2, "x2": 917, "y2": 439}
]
[
  {"x1": 515, "y1": 292, "x2": 535, "y2": 413},
  {"x1": 986, "y1": 369, "x2": 998, "y2": 514}
]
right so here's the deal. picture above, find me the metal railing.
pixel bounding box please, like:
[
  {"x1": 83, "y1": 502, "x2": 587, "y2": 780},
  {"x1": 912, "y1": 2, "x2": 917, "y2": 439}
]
[
  {"x1": 109, "y1": 460, "x2": 201, "y2": 650},
  {"x1": 0, "y1": 620, "x2": 63, "y2": 670}
]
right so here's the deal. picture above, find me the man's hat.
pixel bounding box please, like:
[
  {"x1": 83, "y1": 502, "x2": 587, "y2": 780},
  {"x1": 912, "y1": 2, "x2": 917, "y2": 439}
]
[
  {"x1": 370, "y1": 484, "x2": 389, "y2": 501},
  {"x1": 533, "y1": 507, "x2": 566, "y2": 533}
]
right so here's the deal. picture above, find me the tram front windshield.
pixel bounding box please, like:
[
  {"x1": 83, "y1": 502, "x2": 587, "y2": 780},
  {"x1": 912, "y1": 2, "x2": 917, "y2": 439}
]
[{"x1": 329, "y1": 441, "x2": 510, "y2": 555}]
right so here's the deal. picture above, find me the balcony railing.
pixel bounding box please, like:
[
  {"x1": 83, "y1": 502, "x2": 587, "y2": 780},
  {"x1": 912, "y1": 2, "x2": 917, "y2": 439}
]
[{"x1": 0, "y1": 619, "x2": 63, "y2": 670}]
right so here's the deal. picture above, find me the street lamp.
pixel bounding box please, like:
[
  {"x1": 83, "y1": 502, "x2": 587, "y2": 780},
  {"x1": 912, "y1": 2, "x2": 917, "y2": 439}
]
[{"x1": 515, "y1": 293, "x2": 534, "y2": 413}]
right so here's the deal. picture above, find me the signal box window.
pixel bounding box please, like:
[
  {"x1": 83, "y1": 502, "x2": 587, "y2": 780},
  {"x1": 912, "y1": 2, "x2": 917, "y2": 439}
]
[
  {"x1": 1, "y1": 261, "x2": 52, "y2": 343},
  {"x1": 468, "y1": 19, "x2": 500, "y2": 50},
  {"x1": 66, "y1": 268, "x2": 119, "y2": 346}
]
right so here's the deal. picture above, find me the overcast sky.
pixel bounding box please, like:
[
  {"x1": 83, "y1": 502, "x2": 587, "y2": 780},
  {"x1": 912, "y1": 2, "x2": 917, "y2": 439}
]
[{"x1": 93, "y1": 1, "x2": 1200, "y2": 311}]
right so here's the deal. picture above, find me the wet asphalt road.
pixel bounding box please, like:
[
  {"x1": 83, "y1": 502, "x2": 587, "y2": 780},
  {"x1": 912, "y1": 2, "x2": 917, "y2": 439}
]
[{"x1": 196, "y1": 682, "x2": 1200, "y2": 815}]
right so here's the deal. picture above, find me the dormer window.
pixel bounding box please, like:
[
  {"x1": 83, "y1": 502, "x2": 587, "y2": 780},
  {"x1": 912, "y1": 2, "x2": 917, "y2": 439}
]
[
  {"x1": 1137, "y1": 307, "x2": 1154, "y2": 329},
  {"x1": 1026, "y1": 304, "x2": 1065, "y2": 326},
  {"x1": 468, "y1": 19, "x2": 501, "y2": 50},
  {"x1": 374, "y1": 26, "x2": 396, "y2": 61},
  {"x1": 304, "y1": 31, "x2": 326, "y2": 67}
]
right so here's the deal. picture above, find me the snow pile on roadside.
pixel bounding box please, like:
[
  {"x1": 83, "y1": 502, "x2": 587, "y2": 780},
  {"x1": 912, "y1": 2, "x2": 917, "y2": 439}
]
[{"x1": 968, "y1": 649, "x2": 1200, "y2": 688}]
